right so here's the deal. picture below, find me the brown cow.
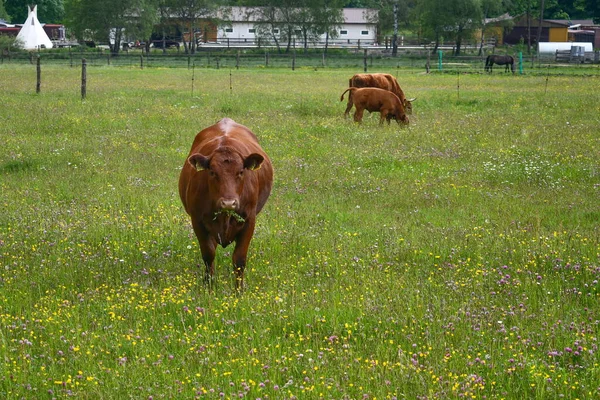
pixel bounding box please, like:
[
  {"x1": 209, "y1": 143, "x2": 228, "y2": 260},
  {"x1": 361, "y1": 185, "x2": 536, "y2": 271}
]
[
  {"x1": 340, "y1": 87, "x2": 409, "y2": 125},
  {"x1": 344, "y1": 73, "x2": 415, "y2": 117},
  {"x1": 178, "y1": 118, "x2": 274, "y2": 290}
]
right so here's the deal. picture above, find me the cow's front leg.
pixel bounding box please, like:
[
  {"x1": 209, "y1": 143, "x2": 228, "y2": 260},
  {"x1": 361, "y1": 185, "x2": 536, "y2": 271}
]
[
  {"x1": 200, "y1": 240, "x2": 216, "y2": 287},
  {"x1": 381, "y1": 111, "x2": 392, "y2": 125},
  {"x1": 353, "y1": 108, "x2": 364, "y2": 123},
  {"x1": 232, "y1": 220, "x2": 256, "y2": 291},
  {"x1": 192, "y1": 221, "x2": 216, "y2": 287}
]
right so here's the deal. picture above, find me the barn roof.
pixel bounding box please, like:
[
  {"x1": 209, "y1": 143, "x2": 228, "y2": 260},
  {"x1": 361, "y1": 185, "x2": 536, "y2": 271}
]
[
  {"x1": 547, "y1": 19, "x2": 597, "y2": 27},
  {"x1": 342, "y1": 8, "x2": 378, "y2": 24}
]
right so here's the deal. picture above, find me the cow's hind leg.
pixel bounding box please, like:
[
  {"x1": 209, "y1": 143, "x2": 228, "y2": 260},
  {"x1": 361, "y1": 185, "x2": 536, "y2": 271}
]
[{"x1": 343, "y1": 94, "x2": 354, "y2": 118}]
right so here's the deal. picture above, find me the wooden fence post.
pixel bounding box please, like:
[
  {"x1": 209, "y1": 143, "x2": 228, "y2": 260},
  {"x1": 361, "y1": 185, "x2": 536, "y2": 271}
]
[
  {"x1": 81, "y1": 58, "x2": 87, "y2": 100},
  {"x1": 36, "y1": 55, "x2": 41, "y2": 94},
  {"x1": 292, "y1": 49, "x2": 296, "y2": 71},
  {"x1": 265, "y1": 52, "x2": 269, "y2": 67},
  {"x1": 363, "y1": 49, "x2": 367, "y2": 72},
  {"x1": 236, "y1": 50, "x2": 240, "y2": 69},
  {"x1": 140, "y1": 55, "x2": 143, "y2": 69}
]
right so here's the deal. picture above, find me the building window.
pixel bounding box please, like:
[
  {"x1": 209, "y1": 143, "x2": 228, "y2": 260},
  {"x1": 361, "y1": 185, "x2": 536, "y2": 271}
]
[
  {"x1": 294, "y1": 29, "x2": 302, "y2": 35},
  {"x1": 361, "y1": 30, "x2": 369, "y2": 35},
  {"x1": 340, "y1": 30, "x2": 348, "y2": 35},
  {"x1": 225, "y1": 28, "x2": 233, "y2": 33},
  {"x1": 273, "y1": 29, "x2": 279, "y2": 34},
  {"x1": 249, "y1": 28, "x2": 256, "y2": 34}
]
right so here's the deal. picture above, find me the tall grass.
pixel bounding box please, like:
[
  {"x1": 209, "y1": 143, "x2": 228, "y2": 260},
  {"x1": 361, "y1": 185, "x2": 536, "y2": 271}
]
[{"x1": 0, "y1": 64, "x2": 599, "y2": 399}]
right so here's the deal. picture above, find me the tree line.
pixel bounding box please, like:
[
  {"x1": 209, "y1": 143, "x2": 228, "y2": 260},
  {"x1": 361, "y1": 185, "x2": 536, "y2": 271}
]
[{"x1": 1, "y1": 0, "x2": 599, "y2": 55}]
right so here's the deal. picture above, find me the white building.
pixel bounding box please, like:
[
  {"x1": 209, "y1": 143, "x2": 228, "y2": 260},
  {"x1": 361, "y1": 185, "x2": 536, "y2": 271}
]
[{"x1": 216, "y1": 7, "x2": 379, "y2": 46}]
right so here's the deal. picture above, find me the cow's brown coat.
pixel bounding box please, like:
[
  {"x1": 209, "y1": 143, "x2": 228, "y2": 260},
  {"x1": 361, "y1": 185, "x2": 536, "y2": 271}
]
[
  {"x1": 340, "y1": 87, "x2": 409, "y2": 125},
  {"x1": 344, "y1": 73, "x2": 414, "y2": 116},
  {"x1": 179, "y1": 118, "x2": 273, "y2": 290}
]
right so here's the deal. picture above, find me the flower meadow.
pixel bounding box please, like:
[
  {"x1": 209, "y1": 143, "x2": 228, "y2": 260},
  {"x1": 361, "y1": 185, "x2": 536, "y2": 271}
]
[{"x1": 1, "y1": 64, "x2": 599, "y2": 399}]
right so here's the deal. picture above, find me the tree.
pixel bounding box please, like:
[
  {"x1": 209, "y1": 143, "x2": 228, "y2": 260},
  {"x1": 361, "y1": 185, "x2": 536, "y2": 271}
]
[
  {"x1": 416, "y1": 0, "x2": 481, "y2": 55},
  {"x1": 544, "y1": 0, "x2": 588, "y2": 19},
  {"x1": 65, "y1": 0, "x2": 158, "y2": 53},
  {"x1": 5, "y1": 0, "x2": 64, "y2": 23},
  {"x1": 392, "y1": 0, "x2": 398, "y2": 55},
  {"x1": 312, "y1": 0, "x2": 344, "y2": 53},
  {"x1": 277, "y1": 4, "x2": 300, "y2": 53},
  {"x1": 585, "y1": 0, "x2": 600, "y2": 23},
  {"x1": 294, "y1": 0, "x2": 344, "y2": 54},
  {"x1": 478, "y1": 0, "x2": 511, "y2": 55},
  {"x1": 1, "y1": 0, "x2": 10, "y2": 22},
  {"x1": 416, "y1": 0, "x2": 447, "y2": 52},
  {"x1": 451, "y1": 0, "x2": 482, "y2": 55},
  {"x1": 507, "y1": 0, "x2": 551, "y2": 54},
  {"x1": 536, "y1": 0, "x2": 545, "y2": 55},
  {"x1": 294, "y1": 0, "x2": 320, "y2": 54},
  {"x1": 249, "y1": 5, "x2": 284, "y2": 52},
  {"x1": 245, "y1": 0, "x2": 300, "y2": 53},
  {"x1": 164, "y1": 0, "x2": 224, "y2": 54}
]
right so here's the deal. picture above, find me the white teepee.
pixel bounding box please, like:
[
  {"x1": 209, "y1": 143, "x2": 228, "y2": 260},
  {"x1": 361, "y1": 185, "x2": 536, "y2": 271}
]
[{"x1": 16, "y1": 5, "x2": 53, "y2": 50}]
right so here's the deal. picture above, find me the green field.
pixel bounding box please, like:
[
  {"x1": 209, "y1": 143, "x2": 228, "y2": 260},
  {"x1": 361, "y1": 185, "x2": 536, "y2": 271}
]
[{"x1": 1, "y1": 64, "x2": 599, "y2": 399}]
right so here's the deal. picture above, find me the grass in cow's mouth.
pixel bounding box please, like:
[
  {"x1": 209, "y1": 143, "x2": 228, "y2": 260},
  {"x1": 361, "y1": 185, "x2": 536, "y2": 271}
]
[{"x1": 214, "y1": 209, "x2": 245, "y2": 223}]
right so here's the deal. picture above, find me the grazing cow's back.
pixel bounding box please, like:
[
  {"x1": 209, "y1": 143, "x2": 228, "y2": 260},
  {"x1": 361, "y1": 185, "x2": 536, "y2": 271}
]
[
  {"x1": 179, "y1": 118, "x2": 273, "y2": 290},
  {"x1": 345, "y1": 73, "x2": 415, "y2": 116},
  {"x1": 341, "y1": 87, "x2": 409, "y2": 126}
]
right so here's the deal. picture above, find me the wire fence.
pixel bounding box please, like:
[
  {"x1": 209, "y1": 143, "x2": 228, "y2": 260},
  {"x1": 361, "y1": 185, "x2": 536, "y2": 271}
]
[{"x1": 3, "y1": 46, "x2": 600, "y2": 76}]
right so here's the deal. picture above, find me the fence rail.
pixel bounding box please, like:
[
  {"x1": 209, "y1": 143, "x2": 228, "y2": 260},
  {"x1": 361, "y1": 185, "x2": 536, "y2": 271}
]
[
  {"x1": 2, "y1": 47, "x2": 600, "y2": 75},
  {"x1": 554, "y1": 49, "x2": 599, "y2": 63}
]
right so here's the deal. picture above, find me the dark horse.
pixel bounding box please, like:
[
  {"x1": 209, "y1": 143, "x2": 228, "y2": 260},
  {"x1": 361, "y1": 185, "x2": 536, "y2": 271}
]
[{"x1": 485, "y1": 55, "x2": 515, "y2": 73}]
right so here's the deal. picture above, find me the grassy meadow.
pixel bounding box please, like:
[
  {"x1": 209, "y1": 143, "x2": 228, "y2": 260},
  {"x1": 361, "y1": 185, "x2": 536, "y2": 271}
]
[{"x1": 1, "y1": 63, "x2": 599, "y2": 399}]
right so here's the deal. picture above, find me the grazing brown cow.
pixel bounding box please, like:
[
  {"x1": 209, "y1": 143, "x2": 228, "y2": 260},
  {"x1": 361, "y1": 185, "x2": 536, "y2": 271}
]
[
  {"x1": 179, "y1": 118, "x2": 274, "y2": 290},
  {"x1": 340, "y1": 87, "x2": 409, "y2": 125},
  {"x1": 344, "y1": 73, "x2": 415, "y2": 117}
]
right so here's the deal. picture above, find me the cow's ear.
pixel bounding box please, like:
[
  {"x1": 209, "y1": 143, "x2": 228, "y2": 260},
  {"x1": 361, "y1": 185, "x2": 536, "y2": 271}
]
[
  {"x1": 188, "y1": 154, "x2": 210, "y2": 171},
  {"x1": 244, "y1": 153, "x2": 264, "y2": 171}
]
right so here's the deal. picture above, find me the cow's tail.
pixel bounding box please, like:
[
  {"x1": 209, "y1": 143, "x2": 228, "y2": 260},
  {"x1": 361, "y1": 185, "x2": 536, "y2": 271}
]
[{"x1": 340, "y1": 88, "x2": 356, "y2": 101}]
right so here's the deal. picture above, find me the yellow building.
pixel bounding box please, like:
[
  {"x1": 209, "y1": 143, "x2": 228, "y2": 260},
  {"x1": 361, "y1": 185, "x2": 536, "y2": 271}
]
[{"x1": 486, "y1": 14, "x2": 573, "y2": 45}]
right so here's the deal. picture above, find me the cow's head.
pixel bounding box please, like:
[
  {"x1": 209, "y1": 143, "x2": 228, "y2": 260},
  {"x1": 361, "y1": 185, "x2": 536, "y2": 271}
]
[
  {"x1": 389, "y1": 111, "x2": 409, "y2": 126},
  {"x1": 188, "y1": 149, "x2": 264, "y2": 211},
  {"x1": 404, "y1": 98, "x2": 416, "y2": 115}
]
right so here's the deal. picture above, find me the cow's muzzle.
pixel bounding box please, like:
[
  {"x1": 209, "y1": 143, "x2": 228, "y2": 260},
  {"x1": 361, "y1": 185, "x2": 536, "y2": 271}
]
[{"x1": 219, "y1": 198, "x2": 238, "y2": 210}]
